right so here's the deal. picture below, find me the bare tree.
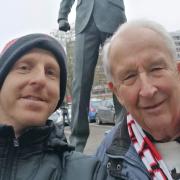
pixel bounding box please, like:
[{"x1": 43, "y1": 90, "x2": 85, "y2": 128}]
[
  {"x1": 50, "y1": 27, "x2": 110, "y2": 100},
  {"x1": 50, "y1": 28, "x2": 75, "y2": 99}
]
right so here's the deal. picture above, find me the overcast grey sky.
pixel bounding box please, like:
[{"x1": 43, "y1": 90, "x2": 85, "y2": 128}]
[{"x1": 0, "y1": 0, "x2": 180, "y2": 51}]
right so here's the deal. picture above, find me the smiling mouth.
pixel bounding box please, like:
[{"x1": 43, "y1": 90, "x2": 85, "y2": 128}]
[
  {"x1": 141, "y1": 100, "x2": 165, "y2": 110},
  {"x1": 22, "y1": 96, "x2": 46, "y2": 102}
]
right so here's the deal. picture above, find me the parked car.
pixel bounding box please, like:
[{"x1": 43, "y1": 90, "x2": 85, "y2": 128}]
[
  {"x1": 88, "y1": 98, "x2": 102, "y2": 122},
  {"x1": 48, "y1": 109, "x2": 62, "y2": 124},
  {"x1": 49, "y1": 105, "x2": 71, "y2": 126},
  {"x1": 95, "y1": 98, "x2": 115, "y2": 125}
]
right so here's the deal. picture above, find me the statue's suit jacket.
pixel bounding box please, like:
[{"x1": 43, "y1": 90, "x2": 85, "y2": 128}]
[{"x1": 58, "y1": 0, "x2": 126, "y2": 34}]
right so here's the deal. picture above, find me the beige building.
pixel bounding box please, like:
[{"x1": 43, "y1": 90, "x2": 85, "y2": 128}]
[{"x1": 170, "y1": 31, "x2": 180, "y2": 60}]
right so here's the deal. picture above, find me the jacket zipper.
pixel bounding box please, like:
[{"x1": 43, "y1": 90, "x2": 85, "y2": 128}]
[
  {"x1": 2, "y1": 138, "x2": 19, "y2": 180},
  {"x1": 13, "y1": 138, "x2": 19, "y2": 147}
]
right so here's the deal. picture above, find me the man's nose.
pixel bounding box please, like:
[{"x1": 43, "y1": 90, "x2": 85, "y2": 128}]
[
  {"x1": 139, "y1": 73, "x2": 157, "y2": 97},
  {"x1": 30, "y1": 68, "x2": 46, "y2": 86}
]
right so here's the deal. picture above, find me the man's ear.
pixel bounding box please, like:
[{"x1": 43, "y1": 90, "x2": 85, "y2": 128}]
[
  {"x1": 108, "y1": 82, "x2": 125, "y2": 105},
  {"x1": 108, "y1": 82, "x2": 114, "y2": 91}
]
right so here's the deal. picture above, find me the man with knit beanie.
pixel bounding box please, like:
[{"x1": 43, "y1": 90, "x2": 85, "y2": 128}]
[{"x1": 0, "y1": 33, "x2": 107, "y2": 180}]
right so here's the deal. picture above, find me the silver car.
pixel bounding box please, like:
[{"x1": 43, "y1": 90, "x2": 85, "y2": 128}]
[{"x1": 95, "y1": 99, "x2": 115, "y2": 125}]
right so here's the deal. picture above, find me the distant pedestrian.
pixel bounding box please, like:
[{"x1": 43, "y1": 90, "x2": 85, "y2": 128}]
[{"x1": 60, "y1": 102, "x2": 71, "y2": 126}]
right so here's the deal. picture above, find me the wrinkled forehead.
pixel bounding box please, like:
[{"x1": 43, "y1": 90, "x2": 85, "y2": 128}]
[
  {"x1": 109, "y1": 27, "x2": 172, "y2": 63},
  {"x1": 108, "y1": 27, "x2": 177, "y2": 78},
  {"x1": 111, "y1": 27, "x2": 166, "y2": 50}
]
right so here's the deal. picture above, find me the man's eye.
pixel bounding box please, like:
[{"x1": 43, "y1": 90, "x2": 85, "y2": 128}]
[
  {"x1": 124, "y1": 74, "x2": 136, "y2": 80},
  {"x1": 151, "y1": 67, "x2": 163, "y2": 71},
  {"x1": 46, "y1": 69, "x2": 59, "y2": 78},
  {"x1": 47, "y1": 70, "x2": 55, "y2": 75},
  {"x1": 150, "y1": 67, "x2": 165, "y2": 76},
  {"x1": 16, "y1": 64, "x2": 31, "y2": 73},
  {"x1": 122, "y1": 74, "x2": 137, "y2": 85},
  {"x1": 19, "y1": 65, "x2": 29, "y2": 70}
]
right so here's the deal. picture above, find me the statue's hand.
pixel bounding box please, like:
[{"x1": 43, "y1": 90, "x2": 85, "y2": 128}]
[{"x1": 58, "y1": 19, "x2": 70, "y2": 32}]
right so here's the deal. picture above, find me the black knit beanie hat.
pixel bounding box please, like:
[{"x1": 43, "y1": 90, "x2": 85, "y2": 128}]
[{"x1": 0, "y1": 33, "x2": 67, "y2": 110}]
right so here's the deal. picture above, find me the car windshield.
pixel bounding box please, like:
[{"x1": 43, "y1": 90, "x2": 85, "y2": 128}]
[
  {"x1": 49, "y1": 111, "x2": 61, "y2": 121},
  {"x1": 91, "y1": 100, "x2": 102, "y2": 108},
  {"x1": 102, "y1": 99, "x2": 114, "y2": 107}
]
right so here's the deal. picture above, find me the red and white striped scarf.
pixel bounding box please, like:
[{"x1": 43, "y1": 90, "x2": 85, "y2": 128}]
[{"x1": 127, "y1": 114, "x2": 173, "y2": 180}]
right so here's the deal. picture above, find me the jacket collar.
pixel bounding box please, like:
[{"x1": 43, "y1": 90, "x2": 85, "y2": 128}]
[
  {"x1": 0, "y1": 120, "x2": 74, "y2": 153},
  {"x1": 106, "y1": 117, "x2": 131, "y2": 156},
  {"x1": 0, "y1": 120, "x2": 54, "y2": 143}
]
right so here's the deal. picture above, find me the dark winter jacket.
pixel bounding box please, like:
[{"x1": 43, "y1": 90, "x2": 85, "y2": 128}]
[
  {"x1": 0, "y1": 120, "x2": 106, "y2": 180},
  {"x1": 96, "y1": 119, "x2": 151, "y2": 180}
]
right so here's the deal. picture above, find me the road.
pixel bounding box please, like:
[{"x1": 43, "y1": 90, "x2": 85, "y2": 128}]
[{"x1": 64, "y1": 123, "x2": 113, "y2": 155}]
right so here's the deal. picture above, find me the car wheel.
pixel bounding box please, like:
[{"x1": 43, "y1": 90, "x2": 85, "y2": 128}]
[
  {"x1": 96, "y1": 115, "x2": 102, "y2": 125},
  {"x1": 88, "y1": 116, "x2": 92, "y2": 123}
]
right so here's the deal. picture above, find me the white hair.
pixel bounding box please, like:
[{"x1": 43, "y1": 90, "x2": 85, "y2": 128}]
[{"x1": 102, "y1": 19, "x2": 177, "y2": 82}]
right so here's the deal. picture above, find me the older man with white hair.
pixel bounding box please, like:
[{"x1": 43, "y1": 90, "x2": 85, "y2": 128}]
[{"x1": 96, "y1": 19, "x2": 180, "y2": 180}]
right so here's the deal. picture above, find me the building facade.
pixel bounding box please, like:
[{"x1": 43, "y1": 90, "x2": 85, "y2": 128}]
[{"x1": 170, "y1": 31, "x2": 180, "y2": 60}]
